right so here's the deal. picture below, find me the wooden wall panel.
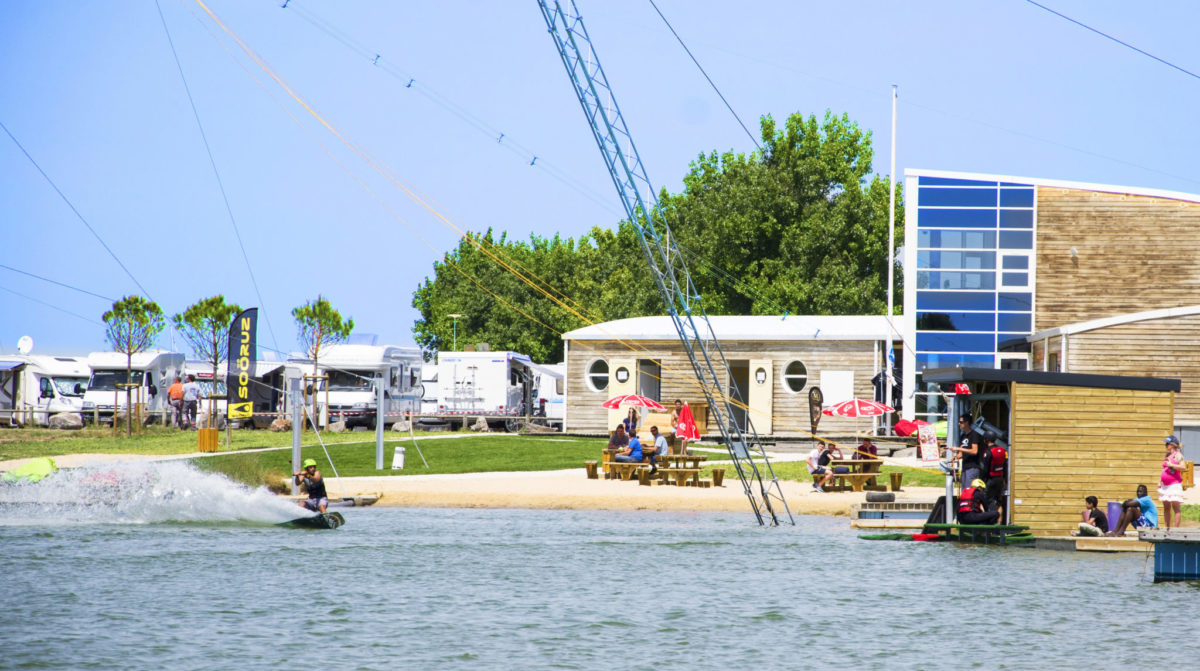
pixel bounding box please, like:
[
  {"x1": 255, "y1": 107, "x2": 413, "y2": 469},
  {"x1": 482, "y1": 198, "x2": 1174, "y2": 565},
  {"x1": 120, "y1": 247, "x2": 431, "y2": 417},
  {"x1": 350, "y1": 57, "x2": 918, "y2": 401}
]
[
  {"x1": 1063, "y1": 315, "x2": 1200, "y2": 426},
  {"x1": 1035, "y1": 187, "x2": 1200, "y2": 332},
  {"x1": 1010, "y1": 382, "x2": 1172, "y2": 536},
  {"x1": 563, "y1": 338, "x2": 881, "y2": 437}
]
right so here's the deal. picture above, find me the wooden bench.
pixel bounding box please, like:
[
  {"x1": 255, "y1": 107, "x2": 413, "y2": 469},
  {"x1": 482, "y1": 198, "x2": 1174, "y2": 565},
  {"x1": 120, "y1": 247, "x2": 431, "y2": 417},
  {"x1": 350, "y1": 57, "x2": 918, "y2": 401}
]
[
  {"x1": 584, "y1": 461, "x2": 599, "y2": 479},
  {"x1": 660, "y1": 467, "x2": 700, "y2": 487},
  {"x1": 811, "y1": 472, "x2": 879, "y2": 492}
]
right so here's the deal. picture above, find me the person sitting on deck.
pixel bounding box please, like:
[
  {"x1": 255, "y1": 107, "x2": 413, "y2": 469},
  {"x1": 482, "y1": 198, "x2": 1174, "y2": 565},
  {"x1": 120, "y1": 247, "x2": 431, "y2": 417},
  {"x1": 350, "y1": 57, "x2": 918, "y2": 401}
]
[
  {"x1": 614, "y1": 430, "x2": 644, "y2": 465},
  {"x1": 957, "y1": 478, "x2": 1000, "y2": 525},
  {"x1": 1107, "y1": 484, "x2": 1158, "y2": 536},
  {"x1": 807, "y1": 441, "x2": 834, "y2": 492},
  {"x1": 980, "y1": 431, "x2": 1008, "y2": 519},
  {"x1": 854, "y1": 437, "x2": 877, "y2": 460},
  {"x1": 1076, "y1": 495, "x2": 1108, "y2": 536}
]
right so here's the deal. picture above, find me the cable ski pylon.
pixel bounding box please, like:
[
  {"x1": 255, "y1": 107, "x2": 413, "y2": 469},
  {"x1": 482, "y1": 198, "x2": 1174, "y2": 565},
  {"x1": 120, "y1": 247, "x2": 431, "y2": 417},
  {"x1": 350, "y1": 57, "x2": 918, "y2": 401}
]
[{"x1": 538, "y1": 0, "x2": 793, "y2": 526}]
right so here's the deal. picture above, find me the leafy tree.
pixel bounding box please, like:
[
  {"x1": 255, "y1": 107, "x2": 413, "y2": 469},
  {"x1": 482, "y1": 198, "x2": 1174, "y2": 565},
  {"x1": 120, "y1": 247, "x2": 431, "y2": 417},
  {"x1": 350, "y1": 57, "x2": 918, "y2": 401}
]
[
  {"x1": 172, "y1": 295, "x2": 241, "y2": 421},
  {"x1": 412, "y1": 110, "x2": 903, "y2": 361},
  {"x1": 293, "y1": 295, "x2": 354, "y2": 375},
  {"x1": 102, "y1": 295, "x2": 166, "y2": 435}
]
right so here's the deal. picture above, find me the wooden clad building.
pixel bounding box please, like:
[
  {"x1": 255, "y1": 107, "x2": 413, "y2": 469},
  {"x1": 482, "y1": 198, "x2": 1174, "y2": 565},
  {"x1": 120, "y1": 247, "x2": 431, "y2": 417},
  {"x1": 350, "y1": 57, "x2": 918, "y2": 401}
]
[
  {"x1": 924, "y1": 367, "x2": 1179, "y2": 537},
  {"x1": 560, "y1": 316, "x2": 896, "y2": 436}
]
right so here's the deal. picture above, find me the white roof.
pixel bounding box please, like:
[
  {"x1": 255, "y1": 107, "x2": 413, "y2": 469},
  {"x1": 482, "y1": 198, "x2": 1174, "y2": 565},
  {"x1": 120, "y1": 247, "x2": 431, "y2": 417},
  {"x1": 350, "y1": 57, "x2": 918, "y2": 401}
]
[
  {"x1": 1028, "y1": 305, "x2": 1200, "y2": 341},
  {"x1": 907, "y1": 168, "x2": 1200, "y2": 205},
  {"x1": 562, "y1": 315, "x2": 896, "y2": 342},
  {"x1": 86, "y1": 350, "x2": 183, "y2": 369}
]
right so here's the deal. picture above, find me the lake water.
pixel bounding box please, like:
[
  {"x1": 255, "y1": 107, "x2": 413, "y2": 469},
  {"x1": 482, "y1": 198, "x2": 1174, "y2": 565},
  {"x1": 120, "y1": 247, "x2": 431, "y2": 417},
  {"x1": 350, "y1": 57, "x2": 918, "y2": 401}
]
[{"x1": 3, "y1": 462, "x2": 1199, "y2": 670}]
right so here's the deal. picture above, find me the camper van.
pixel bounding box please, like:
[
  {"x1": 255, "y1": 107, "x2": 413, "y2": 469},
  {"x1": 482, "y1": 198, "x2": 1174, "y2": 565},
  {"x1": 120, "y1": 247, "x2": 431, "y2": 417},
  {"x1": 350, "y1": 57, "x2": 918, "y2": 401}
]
[
  {"x1": 292, "y1": 344, "x2": 423, "y2": 430},
  {"x1": 0, "y1": 355, "x2": 92, "y2": 426},
  {"x1": 436, "y1": 351, "x2": 564, "y2": 429},
  {"x1": 84, "y1": 351, "x2": 185, "y2": 424}
]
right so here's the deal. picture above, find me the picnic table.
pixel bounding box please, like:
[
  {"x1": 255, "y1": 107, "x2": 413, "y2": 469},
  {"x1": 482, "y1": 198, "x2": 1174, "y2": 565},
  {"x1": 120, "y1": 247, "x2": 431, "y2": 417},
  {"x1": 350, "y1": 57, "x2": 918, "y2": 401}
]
[
  {"x1": 822, "y1": 459, "x2": 884, "y2": 492},
  {"x1": 659, "y1": 454, "x2": 707, "y2": 469}
]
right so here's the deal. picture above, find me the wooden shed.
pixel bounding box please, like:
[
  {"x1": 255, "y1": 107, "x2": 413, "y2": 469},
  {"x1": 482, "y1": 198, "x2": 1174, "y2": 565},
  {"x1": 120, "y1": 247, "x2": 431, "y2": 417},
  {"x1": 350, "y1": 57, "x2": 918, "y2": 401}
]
[
  {"x1": 561, "y1": 315, "x2": 897, "y2": 437},
  {"x1": 923, "y1": 367, "x2": 1180, "y2": 537}
]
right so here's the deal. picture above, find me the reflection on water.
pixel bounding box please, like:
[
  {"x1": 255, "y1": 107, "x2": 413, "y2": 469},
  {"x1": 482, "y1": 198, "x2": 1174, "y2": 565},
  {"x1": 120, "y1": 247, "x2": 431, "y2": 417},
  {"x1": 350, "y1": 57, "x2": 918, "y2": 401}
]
[{"x1": 2, "y1": 474, "x2": 1199, "y2": 669}]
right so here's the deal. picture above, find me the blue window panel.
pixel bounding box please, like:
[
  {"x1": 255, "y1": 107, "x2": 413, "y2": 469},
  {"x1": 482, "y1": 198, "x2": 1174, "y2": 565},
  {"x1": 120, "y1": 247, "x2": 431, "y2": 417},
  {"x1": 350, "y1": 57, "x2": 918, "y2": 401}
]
[
  {"x1": 997, "y1": 333, "x2": 1031, "y2": 346},
  {"x1": 918, "y1": 271, "x2": 996, "y2": 290},
  {"x1": 999, "y1": 230, "x2": 1034, "y2": 249},
  {"x1": 999, "y1": 181, "x2": 1034, "y2": 187},
  {"x1": 917, "y1": 353, "x2": 998, "y2": 369},
  {"x1": 997, "y1": 313, "x2": 1032, "y2": 332},
  {"x1": 1001, "y1": 256, "x2": 1029, "y2": 269},
  {"x1": 917, "y1": 332, "x2": 997, "y2": 352},
  {"x1": 918, "y1": 230, "x2": 998, "y2": 249},
  {"x1": 917, "y1": 311, "x2": 996, "y2": 331},
  {"x1": 919, "y1": 176, "x2": 996, "y2": 187},
  {"x1": 998, "y1": 292, "x2": 1032, "y2": 311},
  {"x1": 917, "y1": 250, "x2": 996, "y2": 269},
  {"x1": 999, "y1": 210, "x2": 1033, "y2": 229},
  {"x1": 918, "y1": 208, "x2": 996, "y2": 228},
  {"x1": 917, "y1": 291, "x2": 996, "y2": 311},
  {"x1": 920, "y1": 188, "x2": 998, "y2": 207},
  {"x1": 999, "y1": 189, "x2": 1035, "y2": 207},
  {"x1": 1002, "y1": 272, "x2": 1029, "y2": 286}
]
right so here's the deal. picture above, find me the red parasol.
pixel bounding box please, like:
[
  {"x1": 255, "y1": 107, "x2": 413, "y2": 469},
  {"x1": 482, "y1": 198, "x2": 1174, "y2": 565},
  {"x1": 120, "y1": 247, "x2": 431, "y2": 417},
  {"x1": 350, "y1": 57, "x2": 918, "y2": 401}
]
[
  {"x1": 675, "y1": 402, "x2": 700, "y2": 440},
  {"x1": 601, "y1": 394, "x2": 667, "y2": 411},
  {"x1": 821, "y1": 398, "x2": 894, "y2": 418}
]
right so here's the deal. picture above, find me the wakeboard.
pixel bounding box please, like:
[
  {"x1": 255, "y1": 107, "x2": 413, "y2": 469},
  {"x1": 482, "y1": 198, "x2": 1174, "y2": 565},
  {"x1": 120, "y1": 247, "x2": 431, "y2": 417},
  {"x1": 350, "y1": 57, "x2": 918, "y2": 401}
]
[{"x1": 281, "y1": 511, "x2": 345, "y2": 529}]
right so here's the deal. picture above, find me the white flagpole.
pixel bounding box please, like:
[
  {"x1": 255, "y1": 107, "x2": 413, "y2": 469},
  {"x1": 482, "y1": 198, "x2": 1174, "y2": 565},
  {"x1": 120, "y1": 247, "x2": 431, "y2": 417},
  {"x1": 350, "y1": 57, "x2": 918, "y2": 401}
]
[{"x1": 886, "y1": 85, "x2": 898, "y2": 431}]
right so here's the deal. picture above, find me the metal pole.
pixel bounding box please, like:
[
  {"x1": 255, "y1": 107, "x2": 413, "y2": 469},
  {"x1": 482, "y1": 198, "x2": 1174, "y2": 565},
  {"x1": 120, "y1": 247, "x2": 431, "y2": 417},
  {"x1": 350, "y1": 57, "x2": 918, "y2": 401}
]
[
  {"x1": 886, "y1": 84, "x2": 897, "y2": 425},
  {"x1": 375, "y1": 377, "x2": 385, "y2": 470},
  {"x1": 290, "y1": 377, "x2": 302, "y2": 496},
  {"x1": 946, "y1": 400, "x2": 959, "y2": 525}
]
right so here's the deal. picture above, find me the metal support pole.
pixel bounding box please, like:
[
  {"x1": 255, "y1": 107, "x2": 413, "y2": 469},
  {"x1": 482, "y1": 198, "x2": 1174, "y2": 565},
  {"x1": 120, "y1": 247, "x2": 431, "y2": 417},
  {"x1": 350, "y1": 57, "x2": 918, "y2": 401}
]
[
  {"x1": 375, "y1": 378, "x2": 385, "y2": 470},
  {"x1": 291, "y1": 377, "x2": 302, "y2": 496},
  {"x1": 946, "y1": 401, "x2": 960, "y2": 525}
]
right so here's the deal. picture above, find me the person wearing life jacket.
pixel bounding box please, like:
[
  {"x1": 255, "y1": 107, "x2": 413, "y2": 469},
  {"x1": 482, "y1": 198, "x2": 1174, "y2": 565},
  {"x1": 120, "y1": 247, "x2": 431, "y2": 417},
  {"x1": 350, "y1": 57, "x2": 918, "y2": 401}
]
[
  {"x1": 980, "y1": 430, "x2": 1008, "y2": 521},
  {"x1": 957, "y1": 478, "x2": 1000, "y2": 525},
  {"x1": 293, "y1": 458, "x2": 328, "y2": 514}
]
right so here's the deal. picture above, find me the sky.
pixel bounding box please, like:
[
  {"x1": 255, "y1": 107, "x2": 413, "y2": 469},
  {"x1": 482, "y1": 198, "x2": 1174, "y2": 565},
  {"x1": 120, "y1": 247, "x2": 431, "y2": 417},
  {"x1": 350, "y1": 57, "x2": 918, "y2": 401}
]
[{"x1": 2, "y1": 0, "x2": 1198, "y2": 361}]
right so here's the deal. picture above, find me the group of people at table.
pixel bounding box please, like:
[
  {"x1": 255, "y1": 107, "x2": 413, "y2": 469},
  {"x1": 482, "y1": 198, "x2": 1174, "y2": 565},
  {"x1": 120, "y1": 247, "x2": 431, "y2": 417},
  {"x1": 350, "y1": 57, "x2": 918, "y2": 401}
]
[
  {"x1": 805, "y1": 437, "x2": 879, "y2": 492},
  {"x1": 607, "y1": 401, "x2": 692, "y2": 475}
]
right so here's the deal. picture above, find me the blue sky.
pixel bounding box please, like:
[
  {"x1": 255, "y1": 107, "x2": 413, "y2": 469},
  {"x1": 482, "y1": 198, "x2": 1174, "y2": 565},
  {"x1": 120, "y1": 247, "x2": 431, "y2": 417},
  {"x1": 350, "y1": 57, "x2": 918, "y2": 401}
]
[{"x1": 2, "y1": 0, "x2": 1197, "y2": 360}]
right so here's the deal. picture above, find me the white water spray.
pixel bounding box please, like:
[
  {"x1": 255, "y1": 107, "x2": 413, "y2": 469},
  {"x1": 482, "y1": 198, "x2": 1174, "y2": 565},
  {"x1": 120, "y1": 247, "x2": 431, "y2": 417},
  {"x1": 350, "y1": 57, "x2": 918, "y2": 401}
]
[{"x1": 0, "y1": 460, "x2": 308, "y2": 526}]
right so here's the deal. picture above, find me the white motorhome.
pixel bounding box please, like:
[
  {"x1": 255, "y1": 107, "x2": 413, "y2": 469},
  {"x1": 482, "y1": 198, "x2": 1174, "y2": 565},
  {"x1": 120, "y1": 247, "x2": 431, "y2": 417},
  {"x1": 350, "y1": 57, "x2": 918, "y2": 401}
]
[
  {"x1": 436, "y1": 351, "x2": 564, "y2": 429},
  {"x1": 291, "y1": 344, "x2": 423, "y2": 429},
  {"x1": 420, "y1": 365, "x2": 439, "y2": 417},
  {"x1": 0, "y1": 355, "x2": 92, "y2": 426},
  {"x1": 84, "y1": 350, "x2": 185, "y2": 424}
]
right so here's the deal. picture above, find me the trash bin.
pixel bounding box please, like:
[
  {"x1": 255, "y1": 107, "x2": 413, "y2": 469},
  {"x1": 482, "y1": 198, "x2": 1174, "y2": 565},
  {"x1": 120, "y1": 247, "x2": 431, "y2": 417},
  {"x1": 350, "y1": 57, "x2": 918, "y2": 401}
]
[
  {"x1": 197, "y1": 428, "x2": 219, "y2": 453},
  {"x1": 1107, "y1": 501, "x2": 1123, "y2": 531}
]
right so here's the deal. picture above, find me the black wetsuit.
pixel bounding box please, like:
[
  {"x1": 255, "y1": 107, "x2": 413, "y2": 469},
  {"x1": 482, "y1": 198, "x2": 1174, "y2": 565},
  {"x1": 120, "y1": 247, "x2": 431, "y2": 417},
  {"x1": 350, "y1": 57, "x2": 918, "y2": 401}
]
[{"x1": 303, "y1": 475, "x2": 327, "y2": 509}]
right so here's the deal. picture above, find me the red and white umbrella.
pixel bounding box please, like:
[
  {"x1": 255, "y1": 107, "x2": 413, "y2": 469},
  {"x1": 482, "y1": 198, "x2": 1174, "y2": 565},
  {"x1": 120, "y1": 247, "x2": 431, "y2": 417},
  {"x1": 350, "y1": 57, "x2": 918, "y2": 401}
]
[
  {"x1": 822, "y1": 398, "x2": 894, "y2": 418},
  {"x1": 601, "y1": 394, "x2": 667, "y2": 411}
]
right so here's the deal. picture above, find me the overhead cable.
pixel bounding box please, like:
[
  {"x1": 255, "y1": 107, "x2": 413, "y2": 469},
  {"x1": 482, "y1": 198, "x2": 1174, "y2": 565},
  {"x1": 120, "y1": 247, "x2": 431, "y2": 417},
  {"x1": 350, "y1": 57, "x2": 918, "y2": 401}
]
[{"x1": 0, "y1": 263, "x2": 116, "y2": 302}]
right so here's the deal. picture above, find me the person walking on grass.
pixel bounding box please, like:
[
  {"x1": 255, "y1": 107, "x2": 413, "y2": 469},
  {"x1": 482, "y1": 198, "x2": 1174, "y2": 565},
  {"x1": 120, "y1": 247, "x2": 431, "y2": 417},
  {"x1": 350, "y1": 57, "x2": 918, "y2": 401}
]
[
  {"x1": 181, "y1": 374, "x2": 201, "y2": 430},
  {"x1": 1159, "y1": 436, "x2": 1185, "y2": 530}
]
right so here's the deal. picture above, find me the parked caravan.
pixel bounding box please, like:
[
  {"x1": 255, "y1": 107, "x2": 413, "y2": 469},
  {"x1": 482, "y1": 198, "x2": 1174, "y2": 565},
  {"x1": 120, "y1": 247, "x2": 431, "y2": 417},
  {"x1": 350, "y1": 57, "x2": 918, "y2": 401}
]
[
  {"x1": 0, "y1": 355, "x2": 92, "y2": 426},
  {"x1": 291, "y1": 345, "x2": 423, "y2": 429},
  {"x1": 436, "y1": 351, "x2": 564, "y2": 430},
  {"x1": 84, "y1": 351, "x2": 185, "y2": 424},
  {"x1": 420, "y1": 366, "x2": 439, "y2": 418}
]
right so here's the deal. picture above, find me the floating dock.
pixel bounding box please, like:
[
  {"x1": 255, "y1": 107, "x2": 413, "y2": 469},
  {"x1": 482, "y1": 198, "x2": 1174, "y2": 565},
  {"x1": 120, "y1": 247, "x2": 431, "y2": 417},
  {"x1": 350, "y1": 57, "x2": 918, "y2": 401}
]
[{"x1": 1139, "y1": 529, "x2": 1200, "y2": 582}]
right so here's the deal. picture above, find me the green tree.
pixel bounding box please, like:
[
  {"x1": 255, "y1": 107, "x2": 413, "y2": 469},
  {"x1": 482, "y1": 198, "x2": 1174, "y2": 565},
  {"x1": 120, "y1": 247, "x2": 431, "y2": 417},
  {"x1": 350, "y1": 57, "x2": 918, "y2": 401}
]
[
  {"x1": 102, "y1": 295, "x2": 166, "y2": 436},
  {"x1": 172, "y1": 295, "x2": 241, "y2": 422},
  {"x1": 293, "y1": 295, "x2": 354, "y2": 375},
  {"x1": 412, "y1": 110, "x2": 903, "y2": 360}
]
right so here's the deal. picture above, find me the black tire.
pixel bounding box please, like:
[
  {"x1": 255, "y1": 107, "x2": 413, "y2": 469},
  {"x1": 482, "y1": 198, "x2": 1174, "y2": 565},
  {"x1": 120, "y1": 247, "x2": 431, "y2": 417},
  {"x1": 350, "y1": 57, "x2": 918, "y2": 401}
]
[{"x1": 865, "y1": 492, "x2": 895, "y2": 503}]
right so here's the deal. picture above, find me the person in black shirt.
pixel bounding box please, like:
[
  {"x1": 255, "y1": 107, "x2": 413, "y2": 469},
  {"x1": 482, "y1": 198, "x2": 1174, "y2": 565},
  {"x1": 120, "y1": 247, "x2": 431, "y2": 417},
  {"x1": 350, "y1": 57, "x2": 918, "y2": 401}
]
[
  {"x1": 948, "y1": 414, "x2": 983, "y2": 485},
  {"x1": 1077, "y1": 495, "x2": 1108, "y2": 536},
  {"x1": 293, "y1": 458, "x2": 328, "y2": 513}
]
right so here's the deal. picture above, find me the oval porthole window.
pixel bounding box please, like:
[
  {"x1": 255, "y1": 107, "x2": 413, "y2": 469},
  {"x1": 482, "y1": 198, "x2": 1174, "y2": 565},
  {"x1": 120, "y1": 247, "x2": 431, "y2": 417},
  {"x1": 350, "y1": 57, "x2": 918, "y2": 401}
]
[
  {"x1": 587, "y1": 359, "x2": 610, "y2": 392},
  {"x1": 783, "y1": 360, "x2": 808, "y2": 393},
  {"x1": 614, "y1": 367, "x2": 630, "y2": 384}
]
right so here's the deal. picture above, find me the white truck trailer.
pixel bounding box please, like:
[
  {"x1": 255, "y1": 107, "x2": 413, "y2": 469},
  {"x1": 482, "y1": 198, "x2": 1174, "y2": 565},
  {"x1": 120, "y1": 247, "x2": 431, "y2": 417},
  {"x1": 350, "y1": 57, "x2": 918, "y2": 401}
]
[
  {"x1": 0, "y1": 355, "x2": 93, "y2": 426},
  {"x1": 435, "y1": 351, "x2": 564, "y2": 430},
  {"x1": 84, "y1": 350, "x2": 185, "y2": 424},
  {"x1": 291, "y1": 344, "x2": 423, "y2": 430}
]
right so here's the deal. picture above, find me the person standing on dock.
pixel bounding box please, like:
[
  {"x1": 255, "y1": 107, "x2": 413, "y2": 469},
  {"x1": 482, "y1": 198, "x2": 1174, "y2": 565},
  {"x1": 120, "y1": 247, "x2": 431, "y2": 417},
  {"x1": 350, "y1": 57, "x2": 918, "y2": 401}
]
[
  {"x1": 981, "y1": 431, "x2": 1007, "y2": 520},
  {"x1": 1159, "y1": 437, "x2": 1185, "y2": 530},
  {"x1": 948, "y1": 414, "x2": 983, "y2": 485}
]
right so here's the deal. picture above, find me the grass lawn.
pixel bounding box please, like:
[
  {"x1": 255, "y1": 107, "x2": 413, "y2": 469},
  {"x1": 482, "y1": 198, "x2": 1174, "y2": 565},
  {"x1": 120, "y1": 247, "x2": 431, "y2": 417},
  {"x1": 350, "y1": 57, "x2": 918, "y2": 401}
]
[{"x1": 758, "y1": 459, "x2": 946, "y2": 487}]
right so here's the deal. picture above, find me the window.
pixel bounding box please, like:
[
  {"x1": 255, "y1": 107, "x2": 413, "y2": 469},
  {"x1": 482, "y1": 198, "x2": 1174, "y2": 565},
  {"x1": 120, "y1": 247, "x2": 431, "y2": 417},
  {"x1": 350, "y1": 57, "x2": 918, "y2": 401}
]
[
  {"x1": 782, "y1": 361, "x2": 808, "y2": 393},
  {"x1": 917, "y1": 208, "x2": 997, "y2": 228},
  {"x1": 586, "y1": 359, "x2": 609, "y2": 392}
]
